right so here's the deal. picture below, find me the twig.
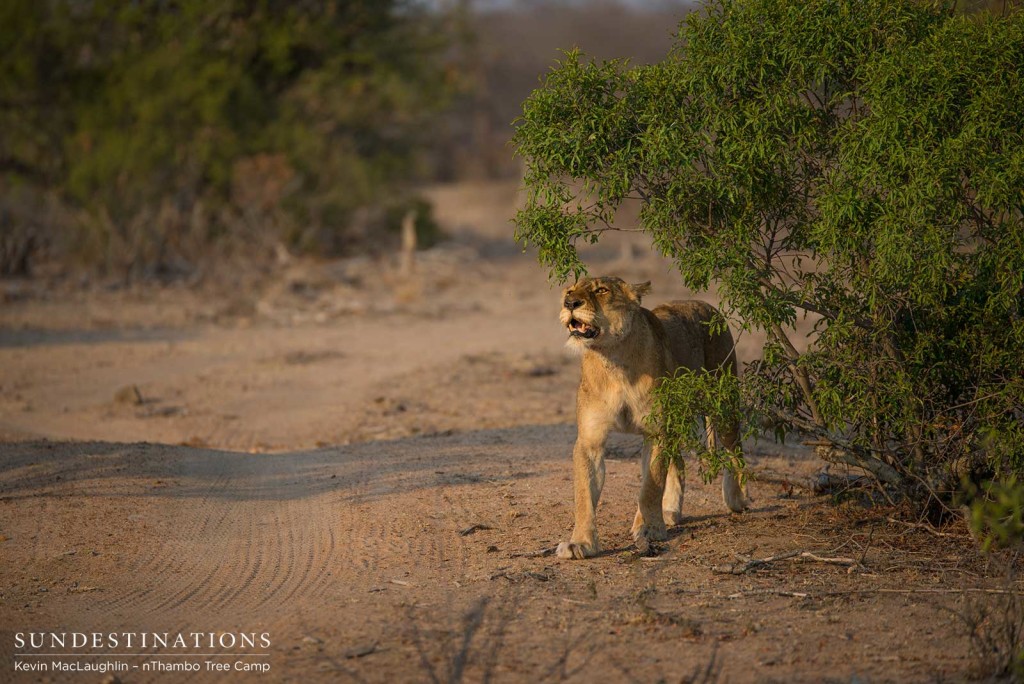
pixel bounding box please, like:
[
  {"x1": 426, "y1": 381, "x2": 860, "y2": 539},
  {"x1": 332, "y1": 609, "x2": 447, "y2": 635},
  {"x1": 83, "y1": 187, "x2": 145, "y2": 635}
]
[
  {"x1": 727, "y1": 587, "x2": 1019, "y2": 599},
  {"x1": 887, "y1": 517, "x2": 957, "y2": 538},
  {"x1": 459, "y1": 523, "x2": 494, "y2": 536},
  {"x1": 866, "y1": 588, "x2": 1018, "y2": 595},
  {"x1": 712, "y1": 549, "x2": 860, "y2": 575},
  {"x1": 800, "y1": 551, "x2": 859, "y2": 567},
  {"x1": 712, "y1": 550, "x2": 800, "y2": 574},
  {"x1": 343, "y1": 642, "x2": 379, "y2": 659},
  {"x1": 859, "y1": 524, "x2": 876, "y2": 566},
  {"x1": 509, "y1": 546, "x2": 556, "y2": 558},
  {"x1": 727, "y1": 589, "x2": 809, "y2": 599}
]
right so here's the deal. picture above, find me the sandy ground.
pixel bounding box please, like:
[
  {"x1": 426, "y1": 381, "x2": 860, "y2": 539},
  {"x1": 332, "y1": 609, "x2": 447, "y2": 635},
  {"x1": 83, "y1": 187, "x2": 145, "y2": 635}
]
[{"x1": 0, "y1": 181, "x2": 1003, "y2": 682}]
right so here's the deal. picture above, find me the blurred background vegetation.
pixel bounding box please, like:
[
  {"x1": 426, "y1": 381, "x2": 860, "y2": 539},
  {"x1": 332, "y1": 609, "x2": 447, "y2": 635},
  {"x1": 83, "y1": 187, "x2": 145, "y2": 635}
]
[{"x1": 0, "y1": 0, "x2": 693, "y2": 282}]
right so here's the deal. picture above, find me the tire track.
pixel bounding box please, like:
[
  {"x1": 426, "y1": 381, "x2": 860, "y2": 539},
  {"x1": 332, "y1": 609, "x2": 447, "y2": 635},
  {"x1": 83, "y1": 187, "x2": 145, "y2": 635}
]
[
  {"x1": 161, "y1": 494, "x2": 277, "y2": 616},
  {"x1": 309, "y1": 524, "x2": 336, "y2": 600},
  {"x1": 97, "y1": 472, "x2": 233, "y2": 614},
  {"x1": 89, "y1": 439, "x2": 509, "y2": 638},
  {"x1": 129, "y1": 474, "x2": 241, "y2": 615},
  {"x1": 253, "y1": 507, "x2": 289, "y2": 609},
  {"x1": 281, "y1": 499, "x2": 318, "y2": 604},
  {"x1": 153, "y1": 501, "x2": 253, "y2": 614},
  {"x1": 213, "y1": 509, "x2": 262, "y2": 609}
]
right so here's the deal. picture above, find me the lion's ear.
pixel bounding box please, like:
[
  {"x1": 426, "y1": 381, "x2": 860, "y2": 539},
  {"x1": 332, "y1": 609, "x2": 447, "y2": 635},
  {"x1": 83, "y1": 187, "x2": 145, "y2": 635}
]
[{"x1": 629, "y1": 281, "x2": 652, "y2": 302}]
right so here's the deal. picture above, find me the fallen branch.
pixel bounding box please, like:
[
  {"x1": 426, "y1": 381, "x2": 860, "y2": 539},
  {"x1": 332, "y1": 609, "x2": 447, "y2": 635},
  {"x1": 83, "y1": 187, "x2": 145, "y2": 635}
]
[
  {"x1": 727, "y1": 587, "x2": 1019, "y2": 599},
  {"x1": 343, "y1": 642, "x2": 379, "y2": 659},
  {"x1": 508, "y1": 546, "x2": 555, "y2": 558},
  {"x1": 859, "y1": 588, "x2": 1018, "y2": 596},
  {"x1": 810, "y1": 471, "x2": 870, "y2": 495},
  {"x1": 727, "y1": 588, "x2": 809, "y2": 599},
  {"x1": 712, "y1": 549, "x2": 860, "y2": 575},
  {"x1": 815, "y1": 445, "x2": 902, "y2": 487},
  {"x1": 800, "y1": 551, "x2": 859, "y2": 567},
  {"x1": 887, "y1": 517, "x2": 957, "y2": 538},
  {"x1": 712, "y1": 550, "x2": 799, "y2": 574}
]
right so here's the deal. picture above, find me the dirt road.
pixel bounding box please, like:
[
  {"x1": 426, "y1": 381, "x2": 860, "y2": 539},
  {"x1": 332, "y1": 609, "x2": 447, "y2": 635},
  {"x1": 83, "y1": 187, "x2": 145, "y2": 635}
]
[
  {"x1": 0, "y1": 181, "x2": 992, "y2": 681},
  {"x1": 0, "y1": 430, "x2": 981, "y2": 682}
]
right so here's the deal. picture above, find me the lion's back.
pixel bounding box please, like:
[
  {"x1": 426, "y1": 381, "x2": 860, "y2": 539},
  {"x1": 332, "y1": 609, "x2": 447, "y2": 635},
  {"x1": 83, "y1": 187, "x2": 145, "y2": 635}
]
[{"x1": 651, "y1": 300, "x2": 736, "y2": 373}]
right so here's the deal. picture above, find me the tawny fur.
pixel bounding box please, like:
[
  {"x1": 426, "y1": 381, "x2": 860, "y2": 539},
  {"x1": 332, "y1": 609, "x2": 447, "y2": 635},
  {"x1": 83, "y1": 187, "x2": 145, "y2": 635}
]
[{"x1": 556, "y1": 276, "x2": 746, "y2": 560}]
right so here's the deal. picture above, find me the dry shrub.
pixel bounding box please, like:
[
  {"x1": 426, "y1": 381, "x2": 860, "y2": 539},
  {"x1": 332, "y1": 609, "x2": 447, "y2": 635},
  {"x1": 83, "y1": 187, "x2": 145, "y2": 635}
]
[
  {"x1": 955, "y1": 558, "x2": 1024, "y2": 680},
  {"x1": 0, "y1": 183, "x2": 68, "y2": 276}
]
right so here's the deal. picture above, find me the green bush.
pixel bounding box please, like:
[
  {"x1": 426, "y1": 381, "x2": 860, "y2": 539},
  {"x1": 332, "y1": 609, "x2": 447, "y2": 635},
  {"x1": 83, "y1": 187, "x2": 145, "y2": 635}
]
[
  {"x1": 0, "y1": 0, "x2": 459, "y2": 276},
  {"x1": 513, "y1": 0, "x2": 1024, "y2": 501}
]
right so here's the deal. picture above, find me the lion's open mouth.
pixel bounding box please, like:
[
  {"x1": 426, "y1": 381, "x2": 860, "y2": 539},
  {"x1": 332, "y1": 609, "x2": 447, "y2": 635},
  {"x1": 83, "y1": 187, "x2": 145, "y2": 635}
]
[{"x1": 568, "y1": 318, "x2": 600, "y2": 339}]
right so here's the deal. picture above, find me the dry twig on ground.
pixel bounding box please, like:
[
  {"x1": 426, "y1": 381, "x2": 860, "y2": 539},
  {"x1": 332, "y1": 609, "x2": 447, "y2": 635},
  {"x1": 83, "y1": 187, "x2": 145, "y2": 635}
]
[
  {"x1": 726, "y1": 587, "x2": 1020, "y2": 600},
  {"x1": 712, "y1": 549, "x2": 861, "y2": 575},
  {"x1": 887, "y1": 517, "x2": 957, "y2": 538},
  {"x1": 508, "y1": 546, "x2": 555, "y2": 558}
]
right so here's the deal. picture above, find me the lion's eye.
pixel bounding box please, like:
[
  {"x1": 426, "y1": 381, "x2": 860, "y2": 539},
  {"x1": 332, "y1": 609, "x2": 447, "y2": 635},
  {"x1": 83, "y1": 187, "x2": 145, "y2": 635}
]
[{"x1": 594, "y1": 287, "x2": 610, "y2": 295}]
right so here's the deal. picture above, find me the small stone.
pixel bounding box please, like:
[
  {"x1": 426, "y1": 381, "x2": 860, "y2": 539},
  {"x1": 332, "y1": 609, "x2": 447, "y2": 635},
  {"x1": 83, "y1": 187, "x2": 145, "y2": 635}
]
[{"x1": 114, "y1": 385, "x2": 144, "y2": 406}]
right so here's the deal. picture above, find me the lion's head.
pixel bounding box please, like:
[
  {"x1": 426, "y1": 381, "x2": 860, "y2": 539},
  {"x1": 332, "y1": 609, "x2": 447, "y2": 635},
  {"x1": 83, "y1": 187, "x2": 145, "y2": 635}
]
[{"x1": 560, "y1": 276, "x2": 652, "y2": 351}]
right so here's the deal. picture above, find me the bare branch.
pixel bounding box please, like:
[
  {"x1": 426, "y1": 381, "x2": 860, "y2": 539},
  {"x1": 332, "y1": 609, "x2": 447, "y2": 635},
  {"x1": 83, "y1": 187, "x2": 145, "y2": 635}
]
[
  {"x1": 768, "y1": 323, "x2": 823, "y2": 426},
  {"x1": 815, "y1": 444, "x2": 902, "y2": 486},
  {"x1": 712, "y1": 549, "x2": 862, "y2": 575}
]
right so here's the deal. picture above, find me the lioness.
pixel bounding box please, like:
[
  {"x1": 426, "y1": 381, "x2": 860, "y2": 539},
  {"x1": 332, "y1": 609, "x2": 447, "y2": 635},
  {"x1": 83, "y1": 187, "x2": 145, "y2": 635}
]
[{"x1": 557, "y1": 276, "x2": 746, "y2": 560}]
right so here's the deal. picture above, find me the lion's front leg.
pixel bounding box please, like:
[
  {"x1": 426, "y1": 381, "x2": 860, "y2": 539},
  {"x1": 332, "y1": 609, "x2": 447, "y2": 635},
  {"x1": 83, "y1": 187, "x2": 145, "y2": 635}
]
[
  {"x1": 556, "y1": 428, "x2": 607, "y2": 560},
  {"x1": 631, "y1": 441, "x2": 669, "y2": 553}
]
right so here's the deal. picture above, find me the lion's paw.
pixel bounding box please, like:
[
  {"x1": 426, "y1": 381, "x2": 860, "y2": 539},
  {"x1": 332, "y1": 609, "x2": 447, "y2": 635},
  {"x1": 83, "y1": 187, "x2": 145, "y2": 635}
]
[
  {"x1": 726, "y1": 499, "x2": 749, "y2": 514},
  {"x1": 631, "y1": 510, "x2": 668, "y2": 539},
  {"x1": 556, "y1": 541, "x2": 598, "y2": 560},
  {"x1": 631, "y1": 522, "x2": 668, "y2": 556},
  {"x1": 632, "y1": 523, "x2": 668, "y2": 542},
  {"x1": 663, "y1": 509, "x2": 684, "y2": 527}
]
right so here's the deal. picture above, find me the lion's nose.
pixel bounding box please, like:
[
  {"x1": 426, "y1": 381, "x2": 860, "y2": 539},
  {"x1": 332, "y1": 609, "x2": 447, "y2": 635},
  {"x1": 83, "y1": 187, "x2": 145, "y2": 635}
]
[{"x1": 564, "y1": 298, "x2": 583, "y2": 310}]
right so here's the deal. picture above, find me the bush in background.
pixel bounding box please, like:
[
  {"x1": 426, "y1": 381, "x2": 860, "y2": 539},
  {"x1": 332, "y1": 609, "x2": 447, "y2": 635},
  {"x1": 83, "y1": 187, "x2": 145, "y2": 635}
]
[{"x1": 0, "y1": 0, "x2": 460, "y2": 279}]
